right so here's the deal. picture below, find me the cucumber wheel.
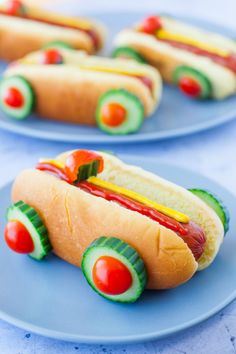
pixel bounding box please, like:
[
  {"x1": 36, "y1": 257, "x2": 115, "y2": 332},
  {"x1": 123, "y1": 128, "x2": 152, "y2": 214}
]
[
  {"x1": 0, "y1": 76, "x2": 35, "y2": 119},
  {"x1": 112, "y1": 47, "x2": 146, "y2": 63},
  {"x1": 96, "y1": 89, "x2": 144, "y2": 135},
  {"x1": 5, "y1": 201, "x2": 52, "y2": 260},
  {"x1": 82, "y1": 237, "x2": 147, "y2": 303},
  {"x1": 173, "y1": 66, "x2": 212, "y2": 99},
  {"x1": 42, "y1": 41, "x2": 73, "y2": 50},
  {"x1": 189, "y1": 189, "x2": 230, "y2": 234}
]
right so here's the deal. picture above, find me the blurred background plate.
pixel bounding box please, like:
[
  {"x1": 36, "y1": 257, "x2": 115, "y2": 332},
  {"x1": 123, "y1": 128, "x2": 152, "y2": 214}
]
[
  {"x1": 0, "y1": 156, "x2": 236, "y2": 344},
  {"x1": 0, "y1": 12, "x2": 236, "y2": 144}
]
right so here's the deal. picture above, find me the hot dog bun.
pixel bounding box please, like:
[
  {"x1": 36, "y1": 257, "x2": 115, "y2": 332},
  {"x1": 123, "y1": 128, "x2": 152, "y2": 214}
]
[
  {"x1": 114, "y1": 16, "x2": 236, "y2": 99},
  {"x1": 18, "y1": 48, "x2": 162, "y2": 105},
  {"x1": 12, "y1": 168, "x2": 198, "y2": 289},
  {"x1": 58, "y1": 151, "x2": 225, "y2": 270},
  {"x1": 4, "y1": 54, "x2": 161, "y2": 123},
  {"x1": 0, "y1": 3, "x2": 105, "y2": 60}
]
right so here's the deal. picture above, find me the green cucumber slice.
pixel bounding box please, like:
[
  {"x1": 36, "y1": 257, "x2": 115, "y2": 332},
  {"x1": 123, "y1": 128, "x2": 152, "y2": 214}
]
[
  {"x1": 96, "y1": 89, "x2": 144, "y2": 135},
  {"x1": 42, "y1": 41, "x2": 73, "y2": 50},
  {"x1": 0, "y1": 76, "x2": 35, "y2": 119},
  {"x1": 112, "y1": 47, "x2": 146, "y2": 63},
  {"x1": 76, "y1": 160, "x2": 100, "y2": 182},
  {"x1": 173, "y1": 66, "x2": 212, "y2": 99},
  {"x1": 82, "y1": 236, "x2": 147, "y2": 303},
  {"x1": 189, "y1": 189, "x2": 230, "y2": 234},
  {"x1": 7, "y1": 201, "x2": 52, "y2": 260}
]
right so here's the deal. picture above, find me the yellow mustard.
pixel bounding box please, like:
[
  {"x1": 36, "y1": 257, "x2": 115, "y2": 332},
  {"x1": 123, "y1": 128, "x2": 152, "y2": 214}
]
[
  {"x1": 79, "y1": 65, "x2": 144, "y2": 78},
  {"x1": 88, "y1": 176, "x2": 189, "y2": 223},
  {"x1": 157, "y1": 29, "x2": 229, "y2": 57}
]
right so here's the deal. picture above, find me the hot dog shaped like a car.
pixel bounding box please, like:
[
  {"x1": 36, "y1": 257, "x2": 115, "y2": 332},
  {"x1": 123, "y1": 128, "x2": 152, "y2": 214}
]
[
  {"x1": 0, "y1": 48, "x2": 162, "y2": 135},
  {"x1": 4, "y1": 150, "x2": 229, "y2": 302},
  {"x1": 0, "y1": 0, "x2": 106, "y2": 61},
  {"x1": 113, "y1": 15, "x2": 236, "y2": 100}
]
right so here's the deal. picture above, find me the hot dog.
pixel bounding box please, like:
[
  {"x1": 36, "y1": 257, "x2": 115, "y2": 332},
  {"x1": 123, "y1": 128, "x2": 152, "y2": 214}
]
[
  {"x1": 0, "y1": 49, "x2": 162, "y2": 135},
  {"x1": 4, "y1": 150, "x2": 227, "y2": 302},
  {"x1": 113, "y1": 15, "x2": 236, "y2": 99},
  {"x1": 0, "y1": 0, "x2": 106, "y2": 61}
]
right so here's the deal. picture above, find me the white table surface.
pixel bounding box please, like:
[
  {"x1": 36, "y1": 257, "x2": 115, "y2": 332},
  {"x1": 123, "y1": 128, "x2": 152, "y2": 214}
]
[{"x1": 1, "y1": 0, "x2": 236, "y2": 353}]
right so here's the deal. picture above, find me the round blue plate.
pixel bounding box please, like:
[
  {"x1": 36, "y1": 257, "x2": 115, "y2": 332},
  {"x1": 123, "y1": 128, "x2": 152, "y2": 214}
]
[
  {"x1": 0, "y1": 156, "x2": 235, "y2": 344},
  {"x1": 0, "y1": 13, "x2": 236, "y2": 144}
]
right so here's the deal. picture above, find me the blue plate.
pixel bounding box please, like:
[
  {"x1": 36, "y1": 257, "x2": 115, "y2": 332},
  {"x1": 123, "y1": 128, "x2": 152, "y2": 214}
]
[
  {"x1": 0, "y1": 12, "x2": 236, "y2": 144},
  {"x1": 0, "y1": 155, "x2": 235, "y2": 344}
]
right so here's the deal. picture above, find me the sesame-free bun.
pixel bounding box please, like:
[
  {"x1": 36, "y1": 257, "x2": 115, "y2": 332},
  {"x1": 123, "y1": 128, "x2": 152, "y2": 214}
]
[
  {"x1": 12, "y1": 168, "x2": 198, "y2": 289},
  {"x1": 114, "y1": 15, "x2": 236, "y2": 99}
]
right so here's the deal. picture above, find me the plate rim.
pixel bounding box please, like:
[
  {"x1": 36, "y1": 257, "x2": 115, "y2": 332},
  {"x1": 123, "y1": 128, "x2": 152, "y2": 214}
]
[
  {"x1": 0, "y1": 12, "x2": 236, "y2": 144},
  {"x1": 0, "y1": 157, "x2": 236, "y2": 344}
]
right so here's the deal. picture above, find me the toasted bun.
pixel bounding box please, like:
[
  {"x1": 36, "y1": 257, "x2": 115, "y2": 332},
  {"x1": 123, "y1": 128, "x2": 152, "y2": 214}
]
[
  {"x1": 57, "y1": 151, "x2": 225, "y2": 270},
  {"x1": 114, "y1": 29, "x2": 236, "y2": 99},
  {"x1": 12, "y1": 169, "x2": 198, "y2": 289},
  {"x1": 0, "y1": 7, "x2": 105, "y2": 60},
  {"x1": 5, "y1": 63, "x2": 160, "y2": 123},
  {"x1": 19, "y1": 48, "x2": 162, "y2": 106}
]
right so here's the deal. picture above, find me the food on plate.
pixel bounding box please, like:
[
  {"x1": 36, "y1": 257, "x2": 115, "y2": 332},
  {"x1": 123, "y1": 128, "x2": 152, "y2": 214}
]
[
  {"x1": 0, "y1": 0, "x2": 105, "y2": 61},
  {"x1": 113, "y1": 15, "x2": 236, "y2": 99},
  {"x1": 4, "y1": 150, "x2": 229, "y2": 302},
  {"x1": 0, "y1": 49, "x2": 162, "y2": 135}
]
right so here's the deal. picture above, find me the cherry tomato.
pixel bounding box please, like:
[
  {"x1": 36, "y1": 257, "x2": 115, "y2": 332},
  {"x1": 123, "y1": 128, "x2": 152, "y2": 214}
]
[
  {"x1": 5, "y1": 0, "x2": 24, "y2": 16},
  {"x1": 137, "y1": 76, "x2": 153, "y2": 92},
  {"x1": 40, "y1": 49, "x2": 63, "y2": 65},
  {"x1": 4, "y1": 220, "x2": 34, "y2": 254},
  {"x1": 179, "y1": 76, "x2": 202, "y2": 98},
  {"x1": 140, "y1": 16, "x2": 162, "y2": 34},
  {"x1": 92, "y1": 256, "x2": 133, "y2": 295},
  {"x1": 101, "y1": 103, "x2": 127, "y2": 127},
  {"x1": 3, "y1": 87, "x2": 24, "y2": 108},
  {"x1": 65, "y1": 150, "x2": 104, "y2": 183}
]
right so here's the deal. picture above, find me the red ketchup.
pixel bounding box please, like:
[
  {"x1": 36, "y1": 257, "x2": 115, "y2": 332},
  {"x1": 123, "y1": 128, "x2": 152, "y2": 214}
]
[
  {"x1": 157, "y1": 38, "x2": 236, "y2": 74},
  {"x1": 0, "y1": 8, "x2": 99, "y2": 50},
  {"x1": 36, "y1": 162, "x2": 206, "y2": 260},
  {"x1": 78, "y1": 181, "x2": 206, "y2": 260},
  {"x1": 136, "y1": 76, "x2": 153, "y2": 92}
]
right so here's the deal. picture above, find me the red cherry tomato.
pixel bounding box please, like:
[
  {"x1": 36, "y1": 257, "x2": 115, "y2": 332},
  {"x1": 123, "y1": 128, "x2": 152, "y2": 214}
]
[
  {"x1": 179, "y1": 76, "x2": 202, "y2": 98},
  {"x1": 4, "y1": 220, "x2": 34, "y2": 254},
  {"x1": 65, "y1": 150, "x2": 104, "y2": 183},
  {"x1": 40, "y1": 49, "x2": 63, "y2": 65},
  {"x1": 5, "y1": 0, "x2": 24, "y2": 16},
  {"x1": 141, "y1": 16, "x2": 162, "y2": 34},
  {"x1": 101, "y1": 103, "x2": 127, "y2": 127},
  {"x1": 92, "y1": 256, "x2": 133, "y2": 295},
  {"x1": 3, "y1": 87, "x2": 24, "y2": 108}
]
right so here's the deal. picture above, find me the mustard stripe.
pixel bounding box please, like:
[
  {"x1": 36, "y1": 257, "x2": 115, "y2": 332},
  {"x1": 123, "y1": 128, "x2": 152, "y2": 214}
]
[
  {"x1": 157, "y1": 29, "x2": 229, "y2": 58},
  {"x1": 88, "y1": 176, "x2": 189, "y2": 223}
]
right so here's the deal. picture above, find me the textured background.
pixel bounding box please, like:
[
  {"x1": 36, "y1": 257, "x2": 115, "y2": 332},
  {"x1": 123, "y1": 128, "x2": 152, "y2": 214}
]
[{"x1": 1, "y1": 0, "x2": 236, "y2": 353}]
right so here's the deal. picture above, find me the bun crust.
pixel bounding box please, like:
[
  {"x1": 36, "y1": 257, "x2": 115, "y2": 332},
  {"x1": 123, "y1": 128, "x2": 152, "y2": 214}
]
[
  {"x1": 12, "y1": 169, "x2": 198, "y2": 289},
  {"x1": 5, "y1": 64, "x2": 159, "y2": 124}
]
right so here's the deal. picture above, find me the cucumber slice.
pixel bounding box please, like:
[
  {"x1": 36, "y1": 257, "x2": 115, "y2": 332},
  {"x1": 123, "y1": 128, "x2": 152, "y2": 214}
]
[
  {"x1": 173, "y1": 66, "x2": 212, "y2": 99},
  {"x1": 112, "y1": 47, "x2": 146, "y2": 63},
  {"x1": 189, "y1": 189, "x2": 230, "y2": 234},
  {"x1": 0, "y1": 76, "x2": 35, "y2": 119},
  {"x1": 96, "y1": 89, "x2": 144, "y2": 135},
  {"x1": 77, "y1": 160, "x2": 100, "y2": 182},
  {"x1": 82, "y1": 237, "x2": 147, "y2": 303},
  {"x1": 42, "y1": 41, "x2": 73, "y2": 50},
  {"x1": 7, "y1": 201, "x2": 52, "y2": 260}
]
